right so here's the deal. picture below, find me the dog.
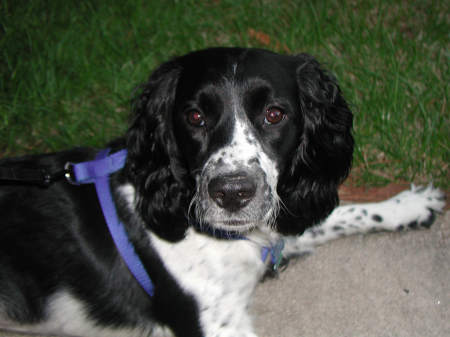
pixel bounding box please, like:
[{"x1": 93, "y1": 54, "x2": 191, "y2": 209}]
[{"x1": 0, "y1": 47, "x2": 445, "y2": 337}]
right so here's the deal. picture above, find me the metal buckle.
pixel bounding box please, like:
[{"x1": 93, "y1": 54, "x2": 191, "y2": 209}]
[
  {"x1": 40, "y1": 169, "x2": 52, "y2": 186},
  {"x1": 64, "y1": 162, "x2": 80, "y2": 185}
]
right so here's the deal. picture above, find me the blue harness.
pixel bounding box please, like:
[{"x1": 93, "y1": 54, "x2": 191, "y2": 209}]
[{"x1": 68, "y1": 149, "x2": 284, "y2": 297}]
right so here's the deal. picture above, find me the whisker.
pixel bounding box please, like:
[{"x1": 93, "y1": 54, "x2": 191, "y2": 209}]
[{"x1": 274, "y1": 193, "x2": 301, "y2": 218}]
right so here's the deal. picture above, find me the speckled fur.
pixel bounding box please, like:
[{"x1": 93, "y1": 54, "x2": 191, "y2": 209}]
[{"x1": 283, "y1": 183, "x2": 446, "y2": 257}]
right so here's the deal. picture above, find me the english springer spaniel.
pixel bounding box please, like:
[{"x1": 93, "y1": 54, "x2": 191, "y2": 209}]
[{"x1": 0, "y1": 47, "x2": 445, "y2": 337}]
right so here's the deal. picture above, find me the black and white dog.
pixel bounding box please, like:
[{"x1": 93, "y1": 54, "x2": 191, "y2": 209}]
[{"x1": 0, "y1": 48, "x2": 445, "y2": 337}]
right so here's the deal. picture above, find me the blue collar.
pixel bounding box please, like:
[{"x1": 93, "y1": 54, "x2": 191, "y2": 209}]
[
  {"x1": 191, "y1": 221, "x2": 285, "y2": 268},
  {"x1": 68, "y1": 148, "x2": 284, "y2": 297},
  {"x1": 190, "y1": 220, "x2": 248, "y2": 240}
]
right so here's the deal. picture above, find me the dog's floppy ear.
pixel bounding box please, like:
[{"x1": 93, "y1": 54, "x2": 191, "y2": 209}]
[
  {"x1": 277, "y1": 53, "x2": 354, "y2": 236},
  {"x1": 125, "y1": 61, "x2": 192, "y2": 242}
]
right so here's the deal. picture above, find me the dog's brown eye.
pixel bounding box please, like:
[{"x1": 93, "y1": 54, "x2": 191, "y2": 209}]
[
  {"x1": 264, "y1": 109, "x2": 285, "y2": 125},
  {"x1": 187, "y1": 111, "x2": 204, "y2": 126}
]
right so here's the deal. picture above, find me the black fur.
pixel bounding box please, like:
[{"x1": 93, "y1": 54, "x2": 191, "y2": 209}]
[{"x1": 277, "y1": 53, "x2": 354, "y2": 235}]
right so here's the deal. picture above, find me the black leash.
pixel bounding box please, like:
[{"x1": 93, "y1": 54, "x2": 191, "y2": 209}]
[{"x1": 0, "y1": 167, "x2": 69, "y2": 186}]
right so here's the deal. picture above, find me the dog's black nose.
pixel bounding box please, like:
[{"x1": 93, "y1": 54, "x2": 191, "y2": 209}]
[{"x1": 208, "y1": 176, "x2": 256, "y2": 210}]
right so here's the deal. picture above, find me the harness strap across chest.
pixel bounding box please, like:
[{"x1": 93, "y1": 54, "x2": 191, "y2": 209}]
[{"x1": 69, "y1": 148, "x2": 154, "y2": 297}]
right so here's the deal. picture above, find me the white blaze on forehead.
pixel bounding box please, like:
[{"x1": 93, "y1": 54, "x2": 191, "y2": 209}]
[
  {"x1": 207, "y1": 115, "x2": 279, "y2": 187},
  {"x1": 229, "y1": 118, "x2": 257, "y2": 160},
  {"x1": 205, "y1": 118, "x2": 254, "y2": 166}
]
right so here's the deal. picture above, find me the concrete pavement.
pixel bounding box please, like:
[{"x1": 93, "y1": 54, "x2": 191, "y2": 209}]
[{"x1": 254, "y1": 211, "x2": 450, "y2": 336}]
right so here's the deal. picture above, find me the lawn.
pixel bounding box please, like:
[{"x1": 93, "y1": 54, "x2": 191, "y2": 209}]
[{"x1": 1, "y1": 0, "x2": 449, "y2": 189}]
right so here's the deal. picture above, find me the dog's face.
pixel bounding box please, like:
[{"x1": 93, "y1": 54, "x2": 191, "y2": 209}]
[
  {"x1": 172, "y1": 49, "x2": 302, "y2": 232},
  {"x1": 125, "y1": 48, "x2": 354, "y2": 241}
]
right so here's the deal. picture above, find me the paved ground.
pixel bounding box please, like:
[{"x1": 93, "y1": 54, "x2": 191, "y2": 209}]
[
  {"x1": 1, "y1": 211, "x2": 449, "y2": 337},
  {"x1": 253, "y1": 210, "x2": 450, "y2": 337}
]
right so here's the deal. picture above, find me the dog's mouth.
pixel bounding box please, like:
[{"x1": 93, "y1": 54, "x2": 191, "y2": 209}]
[
  {"x1": 220, "y1": 220, "x2": 255, "y2": 225},
  {"x1": 195, "y1": 219, "x2": 260, "y2": 235},
  {"x1": 213, "y1": 219, "x2": 259, "y2": 231},
  {"x1": 191, "y1": 198, "x2": 277, "y2": 231}
]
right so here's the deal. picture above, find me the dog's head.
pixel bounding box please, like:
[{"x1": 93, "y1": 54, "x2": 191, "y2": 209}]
[{"x1": 125, "y1": 48, "x2": 353, "y2": 242}]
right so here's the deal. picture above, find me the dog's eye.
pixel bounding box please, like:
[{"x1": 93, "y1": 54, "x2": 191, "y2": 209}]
[
  {"x1": 187, "y1": 111, "x2": 204, "y2": 126},
  {"x1": 264, "y1": 109, "x2": 285, "y2": 125}
]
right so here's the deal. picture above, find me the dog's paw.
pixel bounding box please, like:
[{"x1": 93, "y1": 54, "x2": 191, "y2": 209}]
[{"x1": 386, "y1": 182, "x2": 446, "y2": 230}]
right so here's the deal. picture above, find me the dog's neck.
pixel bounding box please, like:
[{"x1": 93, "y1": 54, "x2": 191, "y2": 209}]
[{"x1": 190, "y1": 220, "x2": 281, "y2": 246}]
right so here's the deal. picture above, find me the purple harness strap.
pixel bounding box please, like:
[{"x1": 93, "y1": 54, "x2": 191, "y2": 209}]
[
  {"x1": 69, "y1": 149, "x2": 154, "y2": 297},
  {"x1": 69, "y1": 149, "x2": 128, "y2": 184}
]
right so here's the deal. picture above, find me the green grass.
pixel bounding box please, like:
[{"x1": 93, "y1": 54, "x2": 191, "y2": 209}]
[{"x1": 1, "y1": 0, "x2": 449, "y2": 189}]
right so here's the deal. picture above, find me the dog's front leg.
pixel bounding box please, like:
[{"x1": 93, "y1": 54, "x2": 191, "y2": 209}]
[{"x1": 282, "y1": 183, "x2": 446, "y2": 257}]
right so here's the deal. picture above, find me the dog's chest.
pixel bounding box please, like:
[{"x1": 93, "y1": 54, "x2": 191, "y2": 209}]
[{"x1": 150, "y1": 228, "x2": 265, "y2": 335}]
